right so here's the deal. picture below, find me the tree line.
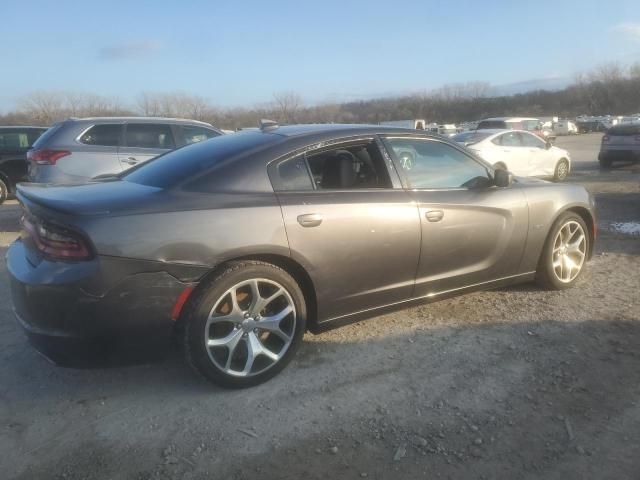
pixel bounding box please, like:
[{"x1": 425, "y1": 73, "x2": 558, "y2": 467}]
[{"x1": 2, "y1": 63, "x2": 639, "y2": 130}]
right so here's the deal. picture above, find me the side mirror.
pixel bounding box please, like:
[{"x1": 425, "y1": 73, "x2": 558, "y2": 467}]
[
  {"x1": 545, "y1": 140, "x2": 552, "y2": 149},
  {"x1": 494, "y1": 169, "x2": 513, "y2": 188}
]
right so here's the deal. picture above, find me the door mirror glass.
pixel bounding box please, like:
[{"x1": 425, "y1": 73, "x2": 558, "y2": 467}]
[{"x1": 494, "y1": 169, "x2": 513, "y2": 187}]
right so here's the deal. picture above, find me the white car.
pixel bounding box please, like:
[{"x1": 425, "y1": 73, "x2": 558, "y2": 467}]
[{"x1": 452, "y1": 129, "x2": 571, "y2": 181}]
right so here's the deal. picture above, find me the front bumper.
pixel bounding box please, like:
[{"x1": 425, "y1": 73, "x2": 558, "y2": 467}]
[{"x1": 6, "y1": 239, "x2": 199, "y2": 364}]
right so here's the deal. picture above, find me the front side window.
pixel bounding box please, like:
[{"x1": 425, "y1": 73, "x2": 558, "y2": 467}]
[
  {"x1": 305, "y1": 142, "x2": 392, "y2": 190},
  {"x1": 79, "y1": 124, "x2": 122, "y2": 146},
  {"x1": 125, "y1": 124, "x2": 175, "y2": 149},
  {"x1": 383, "y1": 137, "x2": 490, "y2": 189},
  {"x1": 182, "y1": 125, "x2": 220, "y2": 145}
]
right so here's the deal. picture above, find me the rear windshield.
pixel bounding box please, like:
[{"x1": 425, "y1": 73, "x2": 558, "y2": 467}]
[
  {"x1": 32, "y1": 123, "x2": 63, "y2": 148},
  {"x1": 477, "y1": 120, "x2": 507, "y2": 130},
  {"x1": 452, "y1": 131, "x2": 491, "y2": 144},
  {"x1": 124, "y1": 131, "x2": 277, "y2": 188},
  {"x1": 608, "y1": 124, "x2": 640, "y2": 136}
]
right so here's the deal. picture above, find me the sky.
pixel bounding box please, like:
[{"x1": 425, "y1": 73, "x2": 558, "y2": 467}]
[{"x1": 1, "y1": 0, "x2": 640, "y2": 111}]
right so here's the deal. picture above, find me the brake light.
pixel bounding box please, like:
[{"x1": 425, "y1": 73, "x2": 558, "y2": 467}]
[
  {"x1": 602, "y1": 135, "x2": 609, "y2": 143},
  {"x1": 27, "y1": 149, "x2": 71, "y2": 165},
  {"x1": 21, "y1": 216, "x2": 92, "y2": 260}
]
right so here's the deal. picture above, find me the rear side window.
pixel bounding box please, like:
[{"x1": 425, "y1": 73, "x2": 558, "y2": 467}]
[
  {"x1": 494, "y1": 131, "x2": 523, "y2": 147},
  {"x1": 124, "y1": 130, "x2": 275, "y2": 189},
  {"x1": 79, "y1": 124, "x2": 122, "y2": 146},
  {"x1": 182, "y1": 125, "x2": 220, "y2": 145},
  {"x1": 125, "y1": 124, "x2": 175, "y2": 149},
  {"x1": 520, "y1": 132, "x2": 545, "y2": 147},
  {"x1": 271, "y1": 155, "x2": 313, "y2": 191},
  {"x1": 0, "y1": 130, "x2": 30, "y2": 150}
]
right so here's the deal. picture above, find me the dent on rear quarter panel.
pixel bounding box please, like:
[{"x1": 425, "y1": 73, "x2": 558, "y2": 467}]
[
  {"x1": 519, "y1": 184, "x2": 593, "y2": 272},
  {"x1": 83, "y1": 192, "x2": 290, "y2": 267}
]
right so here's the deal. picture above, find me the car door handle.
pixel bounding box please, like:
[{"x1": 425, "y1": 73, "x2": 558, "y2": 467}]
[
  {"x1": 425, "y1": 210, "x2": 444, "y2": 222},
  {"x1": 123, "y1": 157, "x2": 138, "y2": 165},
  {"x1": 502, "y1": 149, "x2": 512, "y2": 153},
  {"x1": 297, "y1": 213, "x2": 323, "y2": 228}
]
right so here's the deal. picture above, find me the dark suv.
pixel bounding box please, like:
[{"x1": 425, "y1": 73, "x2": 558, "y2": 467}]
[
  {"x1": 0, "y1": 126, "x2": 47, "y2": 204},
  {"x1": 28, "y1": 117, "x2": 222, "y2": 184}
]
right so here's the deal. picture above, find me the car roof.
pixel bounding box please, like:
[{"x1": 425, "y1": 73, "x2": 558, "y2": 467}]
[
  {"x1": 261, "y1": 123, "x2": 441, "y2": 139},
  {"x1": 64, "y1": 117, "x2": 215, "y2": 127},
  {"x1": 480, "y1": 117, "x2": 539, "y2": 122}
]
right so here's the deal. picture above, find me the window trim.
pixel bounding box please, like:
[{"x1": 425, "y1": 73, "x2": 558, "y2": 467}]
[
  {"x1": 380, "y1": 135, "x2": 494, "y2": 192},
  {"x1": 268, "y1": 136, "x2": 401, "y2": 193}
]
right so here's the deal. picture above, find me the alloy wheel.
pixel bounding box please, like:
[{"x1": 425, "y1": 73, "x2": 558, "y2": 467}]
[
  {"x1": 551, "y1": 220, "x2": 586, "y2": 283},
  {"x1": 204, "y1": 278, "x2": 296, "y2": 377},
  {"x1": 556, "y1": 160, "x2": 569, "y2": 180}
]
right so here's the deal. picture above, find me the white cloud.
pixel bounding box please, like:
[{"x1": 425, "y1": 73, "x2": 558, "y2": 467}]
[{"x1": 612, "y1": 22, "x2": 640, "y2": 41}]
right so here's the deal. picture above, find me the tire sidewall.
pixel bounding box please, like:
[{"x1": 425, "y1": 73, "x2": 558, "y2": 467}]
[
  {"x1": 185, "y1": 262, "x2": 306, "y2": 388},
  {"x1": 0, "y1": 178, "x2": 7, "y2": 204},
  {"x1": 538, "y1": 212, "x2": 589, "y2": 289}
]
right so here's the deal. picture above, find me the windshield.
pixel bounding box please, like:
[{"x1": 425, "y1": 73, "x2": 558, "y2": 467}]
[{"x1": 124, "y1": 131, "x2": 277, "y2": 188}]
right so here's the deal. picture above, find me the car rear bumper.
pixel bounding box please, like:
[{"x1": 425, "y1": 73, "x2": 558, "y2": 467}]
[
  {"x1": 599, "y1": 150, "x2": 640, "y2": 162},
  {"x1": 6, "y1": 239, "x2": 197, "y2": 364}
]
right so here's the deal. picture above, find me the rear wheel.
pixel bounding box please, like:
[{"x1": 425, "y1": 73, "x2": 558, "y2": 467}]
[
  {"x1": 553, "y1": 159, "x2": 569, "y2": 182},
  {"x1": 0, "y1": 178, "x2": 8, "y2": 205},
  {"x1": 536, "y1": 212, "x2": 589, "y2": 290},
  {"x1": 599, "y1": 157, "x2": 612, "y2": 169},
  {"x1": 184, "y1": 261, "x2": 306, "y2": 388}
]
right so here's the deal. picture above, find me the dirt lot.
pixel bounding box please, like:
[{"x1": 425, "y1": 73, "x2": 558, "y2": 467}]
[{"x1": 1, "y1": 133, "x2": 638, "y2": 479}]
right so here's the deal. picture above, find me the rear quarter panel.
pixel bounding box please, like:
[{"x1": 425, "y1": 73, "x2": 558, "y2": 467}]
[{"x1": 517, "y1": 181, "x2": 595, "y2": 272}]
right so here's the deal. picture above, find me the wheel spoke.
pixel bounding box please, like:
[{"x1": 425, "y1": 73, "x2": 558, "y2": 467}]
[
  {"x1": 567, "y1": 234, "x2": 585, "y2": 254},
  {"x1": 257, "y1": 304, "x2": 294, "y2": 341},
  {"x1": 242, "y1": 332, "x2": 280, "y2": 375},
  {"x1": 248, "y1": 283, "x2": 284, "y2": 316},
  {"x1": 208, "y1": 328, "x2": 243, "y2": 348}
]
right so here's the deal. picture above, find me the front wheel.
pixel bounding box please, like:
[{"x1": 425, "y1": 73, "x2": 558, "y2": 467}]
[
  {"x1": 184, "y1": 261, "x2": 306, "y2": 388},
  {"x1": 0, "y1": 178, "x2": 8, "y2": 205},
  {"x1": 553, "y1": 159, "x2": 569, "y2": 182},
  {"x1": 536, "y1": 213, "x2": 589, "y2": 290}
]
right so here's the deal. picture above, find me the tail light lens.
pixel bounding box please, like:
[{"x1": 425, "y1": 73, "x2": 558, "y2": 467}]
[
  {"x1": 21, "y1": 215, "x2": 92, "y2": 260},
  {"x1": 601, "y1": 135, "x2": 609, "y2": 143},
  {"x1": 27, "y1": 149, "x2": 71, "y2": 165}
]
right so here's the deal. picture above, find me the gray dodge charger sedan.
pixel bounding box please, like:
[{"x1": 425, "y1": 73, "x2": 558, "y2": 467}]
[{"x1": 7, "y1": 123, "x2": 595, "y2": 388}]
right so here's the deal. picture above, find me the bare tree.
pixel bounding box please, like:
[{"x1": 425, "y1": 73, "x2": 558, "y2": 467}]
[
  {"x1": 18, "y1": 91, "x2": 65, "y2": 124},
  {"x1": 273, "y1": 91, "x2": 303, "y2": 123}
]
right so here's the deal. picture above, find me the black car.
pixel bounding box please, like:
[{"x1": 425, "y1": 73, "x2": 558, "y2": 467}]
[
  {"x1": 7, "y1": 123, "x2": 595, "y2": 388},
  {"x1": 0, "y1": 126, "x2": 47, "y2": 204}
]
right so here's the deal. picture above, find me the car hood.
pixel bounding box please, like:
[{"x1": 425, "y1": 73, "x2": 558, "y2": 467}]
[{"x1": 17, "y1": 180, "x2": 163, "y2": 216}]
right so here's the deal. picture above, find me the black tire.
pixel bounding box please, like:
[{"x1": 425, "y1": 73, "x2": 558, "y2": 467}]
[
  {"x1": 553, "y1": 159, "x2": 570, "y2": 182},
  {"x1": 599, "y1": 157, "x2": 612, "y2": 169},
  {"x1": 536, "y1": 212, "x2": 589, "y2": 290},
  {"x1": 0, "y1": 177, "x2": 8, "y2": 205},
  {"x1": 184, "y1": 260, "x2": 306, "y2": 388}
]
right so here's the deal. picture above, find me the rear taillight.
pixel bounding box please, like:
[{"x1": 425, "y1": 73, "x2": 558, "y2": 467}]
[
  {"x1": 27, "y1": 149, "x2": 71, "y2": 165},
  {"x1": 21, "y1": 216, "x2": 92, "y2": 260},
  {"x1": 602, "y1": 135, "x2": 609, "y2": 143}
]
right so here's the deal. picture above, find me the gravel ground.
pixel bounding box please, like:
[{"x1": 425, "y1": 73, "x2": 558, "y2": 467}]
[{"x1": 0, "y1": 133, "x2": 638, "y2": 479}]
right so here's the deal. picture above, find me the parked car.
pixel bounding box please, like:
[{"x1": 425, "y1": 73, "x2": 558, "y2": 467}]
[
  {"x1": 598, "y1": 123, "x2": 640, "y2": 168},
  {"x1": 27, "y1": 117, "x2": 222, "y2": 184},
  {"x1": 0, "y1": 126, "x2": 48, "y2": 203},
  {"x1": 553, "y1": 120, "x2": 578, "y2": 136},
  {"x1": 477, "y1": 117, "x2": 556, "y2": 142},
  {"x1": 453, "y1": 129, "x2": 571, "y2": 181},
  {"x1": 8, "y1": 123, "x2": 595, "y2": 388}
]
